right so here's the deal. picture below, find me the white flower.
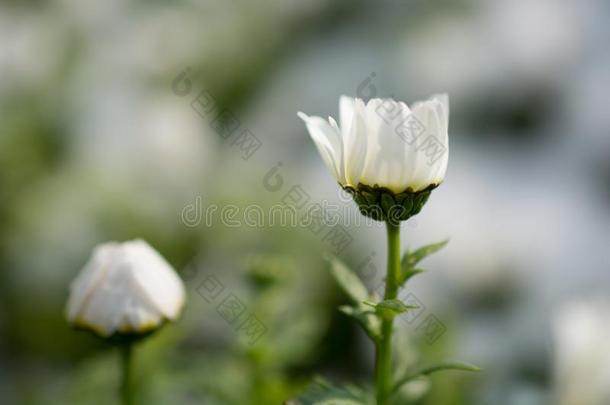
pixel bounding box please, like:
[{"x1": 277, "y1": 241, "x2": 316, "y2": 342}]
[
  {"x1": 66, "y1": 239, "x2": 185, "y2": 337},
  {"x1": 298, "y1": 94, "x2": 449, "y2": 194},
  {"x1": 553, "y1": 299, "x2": 610, "y2": 405}
]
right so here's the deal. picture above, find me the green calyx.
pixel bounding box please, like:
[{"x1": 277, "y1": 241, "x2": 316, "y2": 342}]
[{"x1": 342, "y1": 183, "x2": 438, "y2": 224}]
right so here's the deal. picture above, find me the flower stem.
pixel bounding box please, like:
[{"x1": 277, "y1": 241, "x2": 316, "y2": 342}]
[
  {"x1": 375, "y1": 221, "x2": 401, "y2": 405},
  {"x1": 120, "y1": 342, "x2": 135, "y2": 405}
]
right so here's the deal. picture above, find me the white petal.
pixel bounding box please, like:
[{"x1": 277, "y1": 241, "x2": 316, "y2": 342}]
[
  {"x1": 430, "y1": 93, "x2": 449, "y2": 124},
  {"x1": 342, "y1": 98, "x2": 368, "y2": 186},
  {"x1": 66, "y1": 242, "x2": 118, "y2": 322},
  {"x1": 358, "y1": 98, "x2": 412, "y2": 192},
  {"x1": 125, "y1": 240, "x2": 185, "y2": 320},
  {"x1": 400, "y1": 111, "x2": 423, "y2": 191},
  {"x1": 339, "y1": 96, "x2": 355, "y2": 138},
  {"x1": 297, "y1": 112, "x2": 345, "y2": 184},
  {"x1": 424, "y1": 96, "x2": 449, "y2": 185},
  {"x1": 79, "y1": 260, "x2": 161, "y2": 336},
  {"x1": 406, "y1": 99, "x2": 449, "y2": 190},
  {"x1": 430, "y1": 118, "x2": 449, "y2": 184}
]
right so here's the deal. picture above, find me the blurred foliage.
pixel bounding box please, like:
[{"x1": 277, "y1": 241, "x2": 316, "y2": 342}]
[{"x1": 1, "y1": 0, "x2": 608, "y2": 404}]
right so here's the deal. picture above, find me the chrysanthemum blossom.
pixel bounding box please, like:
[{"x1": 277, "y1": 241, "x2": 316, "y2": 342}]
[
  {"x1": 66, "y1": 239, "x2": 185, "y2": 337},
  {"x1": 298, "y1": 94, "x2": 449, "y2": 222}
]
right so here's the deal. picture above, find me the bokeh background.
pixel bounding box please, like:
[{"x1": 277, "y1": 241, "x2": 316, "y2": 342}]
[{"x1": 1, "y1": 0, "x2": 610, "y2": 404}]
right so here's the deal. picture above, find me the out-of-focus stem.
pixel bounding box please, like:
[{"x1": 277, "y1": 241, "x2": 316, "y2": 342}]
[{"x1": 120, "y1": 342, "x2": 135, "y2": 405}]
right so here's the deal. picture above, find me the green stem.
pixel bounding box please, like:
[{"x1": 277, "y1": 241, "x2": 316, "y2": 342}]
[
  {"x1": 375, "y1": 221, "x2": 401, "y2": 405},
  {"x1": 120, "y1": 342, "x2": 135, "y2": 405}
]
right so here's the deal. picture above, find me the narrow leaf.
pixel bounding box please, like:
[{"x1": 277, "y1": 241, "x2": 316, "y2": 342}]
[
  {"x1": 398, "y1": 268, "x2": 425, "y2": 285},
  {"x1": 404, "y1": 239, "x2": 449, "y2": 268},
  {"x1": 399, "y1": 240, "x2": 448, "y2": 286},
  {"x1": 328, "y1": 257, "x2": 368, "y2": 304},
  {"x1": 392, "y1": 361, "x2": 480, "y2": 394},
  {"x1": 414, "y1": 361, "x2": 481, "y2": 376},
  {"x1": 364, "y1": 299, "x2": 419, "y2": 316},
  {"x1": 378, "y1": 299, "x2": 420, "y2": 313}
]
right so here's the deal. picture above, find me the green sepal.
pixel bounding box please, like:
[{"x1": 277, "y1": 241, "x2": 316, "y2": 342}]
[
  {"x1": 362, "y1": 190, "x2": 377, "y2": 206},
  {"x1": 353, "y1": 192, "x2": 368, "y2": 208},
  {"x1": 342, "y1": 183, "x2": 438, "y2": 223},
  {"x1": 380, "y1": 193, "x2": 395, "y2": 214},
  {"x1": 411, "y1": 191, "x2": 431, "y2": 215},
  {"x1": 395, "y1": 192, "x2": 413, "y2": 213},
  {"x1": 71, "y1": 323, "x2": 160, "y2": 344}
]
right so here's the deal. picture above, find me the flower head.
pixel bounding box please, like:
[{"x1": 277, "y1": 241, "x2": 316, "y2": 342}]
[
  {"x1": 66, "y1": 239, "x2": 185, "y2": 338},
  {"x1": 298, "y1": 94, "x2": 449, "y2": 222}
]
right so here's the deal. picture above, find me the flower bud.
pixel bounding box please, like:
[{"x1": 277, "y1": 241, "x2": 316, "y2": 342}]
[{"x1": 66, "y1": 239, "x2": 185, "y2": 338}]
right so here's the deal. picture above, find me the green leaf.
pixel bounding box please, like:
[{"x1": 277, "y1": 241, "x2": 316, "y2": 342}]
[
  {"x1": 414, "y1": 361, "x2": 481, "y2": 376},
  {"x1": 339, "y1": 305, "x2": 381, "y2": 341},
  {"x1": 399, "y1": 239, "x2": 448, "y2": 285},
  {"x1": 392, "y1": 361, "x2": 481, "y2": 394},
  {"x1": 311, "y1": 399, "x2": 365, "y2": 405},
  {"x1": 405, "y1": 240, "x2": 449, "y2": 267},
  {"x1": 398, "y1": 268, "x2": 425, "y2": 285},
  {"x1": 378, "y1": 299, "x2": 420, "y2": 313},
  {"x1": 328, "y1": 257, "x2": 368, "y2": 304},
  {"x1": 291, "y1": 377, "x2": 372, "y2": 405},
  {"x1": 363, "y1": 299, "x2": 419, "y2": 317}
]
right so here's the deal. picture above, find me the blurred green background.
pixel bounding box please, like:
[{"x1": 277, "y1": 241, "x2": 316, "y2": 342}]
[{"x1": 1, "y1": 0, "x2": 610, "y2": 404}]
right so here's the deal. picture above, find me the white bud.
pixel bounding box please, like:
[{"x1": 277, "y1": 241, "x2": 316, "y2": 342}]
[{"x1": 66, "y1": 239, "x2": 185, "y2": 337}]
